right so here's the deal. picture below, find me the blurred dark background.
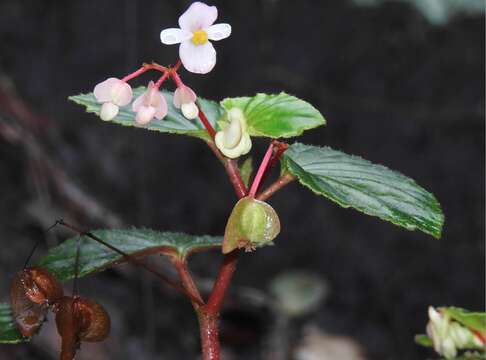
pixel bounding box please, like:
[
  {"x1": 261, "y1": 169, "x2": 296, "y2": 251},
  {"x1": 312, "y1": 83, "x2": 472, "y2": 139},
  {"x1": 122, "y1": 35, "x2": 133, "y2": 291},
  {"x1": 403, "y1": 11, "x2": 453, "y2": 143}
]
[{"x1": 0, "y1": 1, "x2": 484, "y2": 359}]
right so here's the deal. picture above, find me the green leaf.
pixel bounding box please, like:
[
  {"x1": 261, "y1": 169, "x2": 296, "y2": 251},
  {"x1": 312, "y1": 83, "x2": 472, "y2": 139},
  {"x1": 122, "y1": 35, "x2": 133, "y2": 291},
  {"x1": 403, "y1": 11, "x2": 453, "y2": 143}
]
[
  {"x1": 441, "y1": 307, "x2": 486, "y2": 334},
  {"x1": 281, "y1": 143, "x2": 444, "y2": 238},
  {"x1": 239, "y1": 157, "x2": 253, "y2": 188},
  {"x1": 221, "y1": 92, "x2": 325, "y2": 138},
  {"x1": 415, "y1": 334, "x2": 434, "y2": 348},
  {"x1": 37, "y1": 229, "x2": 222, "y2": 282},
  {"x1": 0, "y1": 303, "x2": 28, "y2": 344},
  {"x1": 69, "y1": 87, "x2": 223, "y2": 140}
]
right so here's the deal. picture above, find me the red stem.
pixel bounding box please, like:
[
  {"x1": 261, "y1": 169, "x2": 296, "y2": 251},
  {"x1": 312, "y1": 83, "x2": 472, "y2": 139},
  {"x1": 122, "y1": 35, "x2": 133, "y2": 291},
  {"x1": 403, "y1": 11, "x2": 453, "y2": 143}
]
[
  {"x1": 121, "y1": 63, "x2": 168, "y2": 82},
  {"x1": 205, "y1": 251, "x2": 238, "y2": 314},
  {"x1": 172, "y1": 259, "x2": 204, "y2": 309},
  {"x1": 154, "y1": 71, "x2": 170, "y2": 89},
  {"x1": 256, "y1": 174, "x2": 296, "y2": 201},
  {"x1": 249, "y1": 142, "x2": 274, "y2": 197},
  {"x1": 198, "y1": 107, "x2": 216, "y2": 139},
  {"x1": 198, "y1": 312, "x2": 220, "y2": 360}
]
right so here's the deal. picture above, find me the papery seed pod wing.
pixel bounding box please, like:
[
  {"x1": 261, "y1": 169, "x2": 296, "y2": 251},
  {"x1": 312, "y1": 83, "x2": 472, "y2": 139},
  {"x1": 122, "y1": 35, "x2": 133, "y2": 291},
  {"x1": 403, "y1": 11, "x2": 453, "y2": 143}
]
[
  {"x1": 10, "y1": 271, "x2": 48, "y2": 337},
  {"x1": 76, "y1": 298, "x2": 111, "y2": 342}
]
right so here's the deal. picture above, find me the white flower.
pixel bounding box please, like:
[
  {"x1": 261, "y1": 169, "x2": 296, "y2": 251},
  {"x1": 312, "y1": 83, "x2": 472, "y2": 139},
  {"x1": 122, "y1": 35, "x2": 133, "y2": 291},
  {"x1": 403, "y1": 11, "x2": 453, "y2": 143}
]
[
  {"x1": 94, "y1": 78, "x2": 133, "y2": 121},
  {"x1": 173, "y1": 85, "x2": 198, "y2": 119},
  {"x1": 132, "y1": 81, "x2": 168, "y2": 125},
  {"x1": 160, "y1": 2, "x2": 231, "y2": 74},
  {"x1": 215, "y1": 108, "x2": 252, "y2": 159}
]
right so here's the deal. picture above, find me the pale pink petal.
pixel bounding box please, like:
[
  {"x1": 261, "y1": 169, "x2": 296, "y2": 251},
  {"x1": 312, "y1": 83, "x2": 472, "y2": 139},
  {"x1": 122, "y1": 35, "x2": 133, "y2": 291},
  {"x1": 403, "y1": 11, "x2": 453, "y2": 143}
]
[
  {"x1": 178, "y1": 2, "x2": 217, "y2": 32},
  {"x1": 94, "y1": 78, "x2": 120, "y2": 103},
  {"x1": 145, "y1": 81, "x2": 161, "y2": 107},
  {"x1": 132, "y1": 93, "x2": 145, "y2": 112},
  {"x1": 154, "y1": 94, "x2": 168, "y2": 120},
  {"x1": 207, "y1": 23, "x2": 231, "y2": 41},
  {"x1": 173, "y1": 85, "x2": 197, "y2": 108},
  {"x1": 135, "y1": 106, "x2": 156, "y2": 125},
  {"x1": 111, "y1": 82, "x2": 132, "y2": 106},
  {"x1": 160, "y1": 28, "x2": 192, "y2": 45},
  {"x1": 179, "y1": 40, "x2": 216, "y2": 74}
]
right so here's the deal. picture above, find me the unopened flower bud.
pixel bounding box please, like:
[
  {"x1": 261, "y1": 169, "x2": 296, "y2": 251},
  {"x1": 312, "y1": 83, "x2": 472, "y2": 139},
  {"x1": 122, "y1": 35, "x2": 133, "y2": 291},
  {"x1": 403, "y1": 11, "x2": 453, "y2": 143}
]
[
  {"x1": 100, "y1": 102, "x2": 119, "y2": 121},
  {"x1": 215, "y1": 108, "x2": 252, "y2": 159},
  {"x1": 132, "y1": 81, "x2": 168, "y2": 125},
  {"x1": 181, "y1": 102, "x2": 199, "y2": 119},
  {"x1": 173, "y1": 85, "x2": 198, "y2": 120}
]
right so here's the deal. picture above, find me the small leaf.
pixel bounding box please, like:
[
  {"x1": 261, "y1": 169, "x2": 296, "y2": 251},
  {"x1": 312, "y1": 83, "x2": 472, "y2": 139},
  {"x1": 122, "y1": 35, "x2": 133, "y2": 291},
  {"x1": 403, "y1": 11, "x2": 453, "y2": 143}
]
[
  {"x1": 441, "y1": 307, "x2": 486, "y2": 334},
  {"x1": 222, "y1": 197, "x2": 280, "y2": 253},
  {"x1": 415, "y1": 334, "x2": 434, "y2": 348},
  {"x1": 281, "y1": 143, "x2": 444, "y2": 238},
  {"x1": 221, "y1": 92, "x2": 325, "y2": 138},
  {"x1": 0, "y1": 303, "x2": 28, "y2": 344},
  {"x1": 37, "y1": 229, "x2": 222, "y2": 282},
  {"x1": 69, "y1": 87, "x2": 223, "y2": 140},
  {"x1": 239, "y1": 157, "x2": 253, "y2": 188}
]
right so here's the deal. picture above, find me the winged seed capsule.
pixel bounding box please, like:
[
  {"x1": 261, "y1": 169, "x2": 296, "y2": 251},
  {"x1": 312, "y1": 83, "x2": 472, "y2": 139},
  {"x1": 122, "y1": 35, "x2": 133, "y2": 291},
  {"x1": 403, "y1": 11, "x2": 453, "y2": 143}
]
[{"x1": 222, "y1": 197, "x2": 280, "y2": 254}]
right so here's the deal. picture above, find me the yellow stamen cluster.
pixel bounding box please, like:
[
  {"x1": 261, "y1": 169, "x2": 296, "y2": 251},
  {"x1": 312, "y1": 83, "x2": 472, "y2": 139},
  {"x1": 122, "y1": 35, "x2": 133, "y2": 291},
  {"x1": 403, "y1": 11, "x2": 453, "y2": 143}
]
[{"x1": 191, "y1": 30, "x2": 208, "y2": 45}]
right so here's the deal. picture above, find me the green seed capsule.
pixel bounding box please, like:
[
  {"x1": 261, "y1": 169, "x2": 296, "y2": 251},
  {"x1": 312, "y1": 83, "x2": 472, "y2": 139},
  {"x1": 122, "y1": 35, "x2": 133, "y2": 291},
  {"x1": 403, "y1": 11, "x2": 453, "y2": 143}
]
[{"x1": 222, "y1": 197, "x2": 280, "y2": 254}]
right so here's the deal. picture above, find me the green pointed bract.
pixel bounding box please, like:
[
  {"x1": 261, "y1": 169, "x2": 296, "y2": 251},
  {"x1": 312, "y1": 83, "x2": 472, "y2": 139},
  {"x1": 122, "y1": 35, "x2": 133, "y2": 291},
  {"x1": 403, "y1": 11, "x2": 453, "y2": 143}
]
[{"x1": 222, "y1": 197, "x2": 280, "y2": 254}]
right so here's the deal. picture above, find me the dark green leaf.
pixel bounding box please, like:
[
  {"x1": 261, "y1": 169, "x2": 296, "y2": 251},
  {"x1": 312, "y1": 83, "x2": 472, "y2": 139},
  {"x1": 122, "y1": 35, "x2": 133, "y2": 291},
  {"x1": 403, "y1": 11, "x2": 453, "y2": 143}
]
[
  {"x1": 69, "y1": 87, "x2": 223, "y2": 140},
  {"x1": 441, "y1": 307, "x2": 486, "y2": 334},
  {"x1": 0, "y1": 303, "x2": 28, "y2": 344},
  {"x1": 221, "y1": 93, "x2": 325, "y2": 138},
  {"x1": 281, "y1": 143, "x2": 444, "y2": 238},
  {"x1": 37, "y1": 229, "x2": 222, "y2": 282},
  {"x1": 415, "y1": 334, "x2": 434, "y2": 348}
]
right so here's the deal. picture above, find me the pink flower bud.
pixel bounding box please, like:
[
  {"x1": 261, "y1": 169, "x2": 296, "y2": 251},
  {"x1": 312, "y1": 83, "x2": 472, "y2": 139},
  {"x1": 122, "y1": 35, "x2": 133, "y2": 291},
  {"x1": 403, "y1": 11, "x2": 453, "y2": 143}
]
[
  {"x1": 173, "y1": 85, "x2": 197, "y2": 108},
  {"x1": 132, "y1": 81, "x2": 168, "y2": 125},
  {"x1": 94, "y1": 78, "x2": 132, "y2": 106}
]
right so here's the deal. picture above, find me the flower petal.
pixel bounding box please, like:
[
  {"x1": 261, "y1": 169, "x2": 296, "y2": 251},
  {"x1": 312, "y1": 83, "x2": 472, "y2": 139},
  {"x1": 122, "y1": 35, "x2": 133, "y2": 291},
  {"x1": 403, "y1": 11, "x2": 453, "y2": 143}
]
[
  {"x1": 160, "y1": 28, "x2": 192, "y2": 45},
  {"x1": 94, "y1": 78, "x2": 120, "y2": 103},
  {"x1": 135, "y1": 106, "x2": 156, "y2": 125},
  {"x1": 207, "y1": 23, "x2": 231, "y2": 41},
  {"x1": 154, "y1": 94, "x2": 168, "y2": 120},
  {"x1": 111, "y1": 82, "x2": 132, "y2": 106},
  {"x1": 179, "y1": 40, "x2": 216, "y2": 74},
  {"x1": 178, "y1": 2, "x2": 217, "y2": 32},
  {"x1": 132, "y1": 93, "x2": 145, "y2": 112},
  {"x1": 173, "y1": 85, "x2": 197, "y2": 108}
]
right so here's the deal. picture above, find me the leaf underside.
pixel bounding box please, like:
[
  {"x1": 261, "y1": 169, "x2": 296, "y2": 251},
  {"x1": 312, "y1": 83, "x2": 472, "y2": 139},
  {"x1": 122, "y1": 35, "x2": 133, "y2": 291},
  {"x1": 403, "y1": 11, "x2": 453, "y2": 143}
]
[
  {"x1": 281, "y1": 143, "x2": 444, "y2": 238},
  {"x1": 221, "y1": 92, "x2": 326, "y2": 138},
  {"x1": 37, "y1": 229, "x2": 223, "y2": 282},
  {"x1": 69, "y1": 87, "x2": 223, "y2": 140}
]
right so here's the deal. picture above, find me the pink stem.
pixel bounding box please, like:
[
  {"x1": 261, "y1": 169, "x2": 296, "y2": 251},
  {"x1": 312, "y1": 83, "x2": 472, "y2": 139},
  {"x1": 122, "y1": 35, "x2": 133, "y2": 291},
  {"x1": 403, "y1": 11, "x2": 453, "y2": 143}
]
[
  {"x1": 155, "y1": 71, "x2": 170, "y2": 89},
  {"x1": 248, "y1": 142, "x2": 274, "y2": 198}
]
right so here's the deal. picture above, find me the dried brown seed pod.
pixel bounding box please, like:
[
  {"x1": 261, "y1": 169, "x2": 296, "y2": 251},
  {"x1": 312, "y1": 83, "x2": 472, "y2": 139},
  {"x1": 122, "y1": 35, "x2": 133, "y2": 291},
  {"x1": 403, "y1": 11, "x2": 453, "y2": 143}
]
[
  {"x1": 55, "y1": 296, "x2": 111, "y2": 360},
  {"x1": 76, "y1": 298, "x2": 111, "y2": 342},
  {"x1": 10, "y1": 267, "x2": 63, "y2": 337}
]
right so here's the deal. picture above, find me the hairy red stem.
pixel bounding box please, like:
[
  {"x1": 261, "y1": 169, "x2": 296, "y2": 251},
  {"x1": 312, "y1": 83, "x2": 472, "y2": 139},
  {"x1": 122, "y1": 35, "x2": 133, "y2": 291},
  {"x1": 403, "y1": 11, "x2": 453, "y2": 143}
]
[
  {"x1": 198, "y1": 107, "x2": 216, "y2": 139},
  {"x1": 256, "y1": 174, "x2": 296, "y2": 201},
  {"x1": 172, "y1": 259, "x2": 204, "y2": 309},
  {"x1": 121, "y1": 63, "x2": 168, "y2": 82}
]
